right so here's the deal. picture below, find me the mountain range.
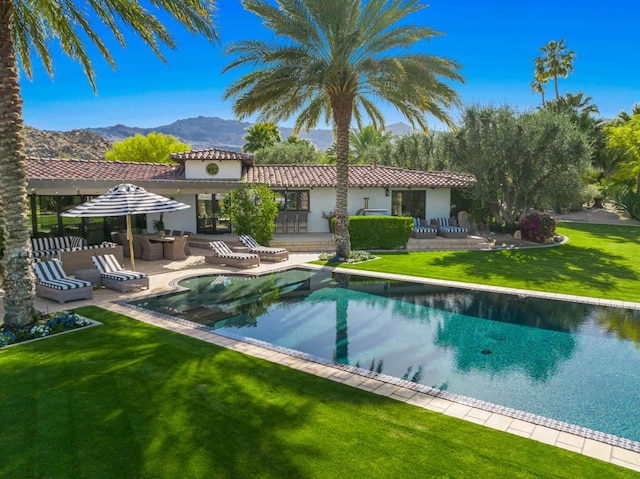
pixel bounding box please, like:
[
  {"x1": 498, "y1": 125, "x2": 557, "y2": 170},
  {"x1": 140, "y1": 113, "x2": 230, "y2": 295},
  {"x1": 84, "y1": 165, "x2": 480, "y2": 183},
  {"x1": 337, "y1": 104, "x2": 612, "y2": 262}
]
[{"x1": 25, "y1": 116, "x2": 414, "y2": 160}]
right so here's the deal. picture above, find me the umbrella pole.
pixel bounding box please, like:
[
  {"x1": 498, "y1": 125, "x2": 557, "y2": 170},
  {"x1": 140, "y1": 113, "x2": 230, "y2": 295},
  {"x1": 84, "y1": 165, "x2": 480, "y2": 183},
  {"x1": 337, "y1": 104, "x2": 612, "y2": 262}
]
[{"x1": 127, "y1": 215, "x2": 136, "y2": 271}]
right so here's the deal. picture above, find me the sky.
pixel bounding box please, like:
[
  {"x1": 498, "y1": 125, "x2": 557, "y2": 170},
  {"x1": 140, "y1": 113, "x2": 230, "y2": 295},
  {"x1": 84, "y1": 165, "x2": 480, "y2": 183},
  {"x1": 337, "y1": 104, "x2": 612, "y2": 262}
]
[{"x1": 19, "y1": 0, "x2": 640, "y2": 132}]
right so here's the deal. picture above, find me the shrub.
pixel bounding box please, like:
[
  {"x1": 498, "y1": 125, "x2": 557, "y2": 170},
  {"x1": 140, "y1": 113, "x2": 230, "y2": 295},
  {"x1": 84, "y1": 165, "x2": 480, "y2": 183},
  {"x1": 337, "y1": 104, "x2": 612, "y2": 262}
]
[
  {"x1": 0, "y1": 311, "x2": 91, "y2": 348},
  {"x1": 520, "y1": 211, "x2": 557, "y2": 243},
  {"x1": 225, "y1": 184, "x2": 280, "y2": 245},
  {"x1": 318, "y1": 250, "x2": 377, "y2": 263},
  {"x1": 342, "y1": 216, "x2": 413, "y2": 249},
  {"x1": 611, "y1": 185, "x2": 640, "y2": 220}
]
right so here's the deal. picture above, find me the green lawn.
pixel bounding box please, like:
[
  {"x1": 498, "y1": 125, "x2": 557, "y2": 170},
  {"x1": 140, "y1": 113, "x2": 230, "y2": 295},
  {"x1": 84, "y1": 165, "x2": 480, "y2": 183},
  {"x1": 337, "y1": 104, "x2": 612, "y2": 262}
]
[
  {"x1": 0, "y1": 306, "x2": 636, "y2": 478},
  {"x1": 338, "y1": 222, "x2": 640, "y2": 303}
]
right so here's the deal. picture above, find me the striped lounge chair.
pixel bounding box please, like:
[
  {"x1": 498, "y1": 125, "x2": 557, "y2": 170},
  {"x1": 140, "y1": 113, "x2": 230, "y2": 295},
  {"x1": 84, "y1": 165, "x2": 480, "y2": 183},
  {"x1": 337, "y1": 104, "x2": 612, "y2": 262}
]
[
  {"x1": 238, "y1": 235, "x2": 289, "y2": 262},
  {"x1": 410, "y1": 218, "x2": 437, "y2": 239},
  {"x1": 431, "y1": 217, "x2": 467, "y2": 238},
  {"x1": 33, "y1": 259, "x2": 93, "y2": 304},
  {"x1": 205, "y1": 241, "x2": 260, "y2": 269},
  {"x1": 91, "y1": 254, "x2": 149, "y2": 292}
]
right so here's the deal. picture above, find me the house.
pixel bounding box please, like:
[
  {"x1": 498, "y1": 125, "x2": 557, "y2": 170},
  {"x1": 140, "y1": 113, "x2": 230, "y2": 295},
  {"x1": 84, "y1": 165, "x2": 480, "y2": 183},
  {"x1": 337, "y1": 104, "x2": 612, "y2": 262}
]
[{"x1": 24, "y1": 148, "x2": 475, "y2": 243}]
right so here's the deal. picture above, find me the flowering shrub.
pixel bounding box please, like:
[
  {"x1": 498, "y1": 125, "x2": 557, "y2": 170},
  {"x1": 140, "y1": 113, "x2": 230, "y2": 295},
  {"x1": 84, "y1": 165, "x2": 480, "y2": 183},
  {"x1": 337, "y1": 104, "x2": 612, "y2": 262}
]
[
  {"x1": 0, "y1": 311, "x2": 91, "y2": 348},
  {"x1": 318, "y1": 250, "x2": 377, "y2": 263},
  {"x1": 520, "y1": 211, "x2": 557, "y2": 243}
]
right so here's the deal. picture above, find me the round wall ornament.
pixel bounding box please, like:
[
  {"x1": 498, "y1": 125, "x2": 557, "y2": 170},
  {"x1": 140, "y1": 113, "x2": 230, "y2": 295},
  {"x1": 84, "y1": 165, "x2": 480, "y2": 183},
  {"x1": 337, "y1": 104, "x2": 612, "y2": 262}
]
[{"x1": 206, "y1": 163, "x2": 219, "y2": 176}]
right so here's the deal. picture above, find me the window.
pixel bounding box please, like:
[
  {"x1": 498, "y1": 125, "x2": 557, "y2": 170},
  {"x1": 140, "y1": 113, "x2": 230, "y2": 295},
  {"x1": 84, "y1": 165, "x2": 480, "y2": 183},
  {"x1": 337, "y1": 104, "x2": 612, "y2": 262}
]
[
  {"x1": 391, "y1": 190, "x2": 425, "y2": 218},
  {"x1": 273, "y1": 190, "x2": 309, "y2": 211}
]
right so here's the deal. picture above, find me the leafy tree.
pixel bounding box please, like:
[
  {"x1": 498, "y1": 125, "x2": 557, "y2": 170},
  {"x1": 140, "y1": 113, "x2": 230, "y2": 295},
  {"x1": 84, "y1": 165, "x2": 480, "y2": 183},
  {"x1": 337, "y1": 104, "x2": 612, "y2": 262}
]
[
  {"x1": 286, "y1": 135, "x2": 313, "y2": 146},
  {"x1": 367, "y1": 131, "x2": 450, "y2": 170},
  {"x1": 533, "y1": 39, "x2": 576, "y2": 100},
  {"x1": 349, "y1": 125, "x2": 392, "y2": 164},
  {"x1": 224, "y1": 0, "x2": 462, "y2": 259},
  {"x1": 605, "y1": 114, "x2": 640, "y2": 192},
  {"x1": 105, "y1": 132, "x2": 191, "y2": 163},
  {"x1": 254, "y1": 141, "x2": 320, "y2": 164},
  {"x1": 445, "y1": 105, "x2": 591, "y2": 227},
  {"x1": 0, "y1": 1, "x2": 217, "y2": 329},
  {"x1": 613, "y1": 103, "x2": 640, "y2": 126},
  {"x1": 243, "y1": 122, "x2": 282, "y2": 153},
  {"x1": 225, "y1": 184, "x2": 279, "y2": 245}
]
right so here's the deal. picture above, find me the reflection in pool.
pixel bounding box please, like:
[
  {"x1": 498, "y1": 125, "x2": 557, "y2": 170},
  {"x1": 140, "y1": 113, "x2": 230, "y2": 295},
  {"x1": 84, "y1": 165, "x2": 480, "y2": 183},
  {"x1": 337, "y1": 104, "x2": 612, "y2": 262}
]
[{"x1": 129, "y1": 268, "x2": 640, "y2": 443}]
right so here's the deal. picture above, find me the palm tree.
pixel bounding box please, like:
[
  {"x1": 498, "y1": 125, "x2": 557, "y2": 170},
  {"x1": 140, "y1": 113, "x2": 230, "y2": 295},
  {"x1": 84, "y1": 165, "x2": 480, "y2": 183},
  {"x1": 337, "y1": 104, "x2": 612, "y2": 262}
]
[
  {"x1": 243, "y1": 122, "x2": 282, "y2": 152},
  {"x1": 531, "y1": 58, "x2": 549, "y2": 106},
  {"x1": 223, "y1": 0, "x2": 462, "y2": 259},
  {"x1": 349, "y1": 125, "x2": 393, "y2": 164},
  {"x1": 0, "y1": 1, "x2": 218, "y2": 329},
  {"x1": 534, "y1": 39, "x2": 576, "y2": 100}
]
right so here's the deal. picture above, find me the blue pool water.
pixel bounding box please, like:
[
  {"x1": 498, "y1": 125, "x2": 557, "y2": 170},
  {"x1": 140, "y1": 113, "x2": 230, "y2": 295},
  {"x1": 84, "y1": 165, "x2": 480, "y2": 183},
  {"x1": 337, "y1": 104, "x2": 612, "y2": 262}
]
[{"x1": 129, "y1": 268, "x2": 640, "y2": 443}]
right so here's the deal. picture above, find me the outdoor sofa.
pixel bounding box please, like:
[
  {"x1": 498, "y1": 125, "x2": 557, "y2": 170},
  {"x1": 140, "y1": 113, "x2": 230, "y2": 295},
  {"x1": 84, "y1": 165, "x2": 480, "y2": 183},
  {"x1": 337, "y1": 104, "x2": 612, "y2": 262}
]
[
  {"x1": 206, "y1": 241, "x2": 260, "y2": 269},
  {"x1": 238, "y1": 235, "x2": 289, "y2": 262}
]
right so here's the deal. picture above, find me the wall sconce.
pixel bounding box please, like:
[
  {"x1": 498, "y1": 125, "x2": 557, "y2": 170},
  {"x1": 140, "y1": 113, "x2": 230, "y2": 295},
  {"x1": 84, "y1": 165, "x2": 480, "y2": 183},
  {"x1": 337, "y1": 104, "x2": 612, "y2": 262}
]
[{"x1": 385, "y1": 188, "x2": 390, "y2": 197}]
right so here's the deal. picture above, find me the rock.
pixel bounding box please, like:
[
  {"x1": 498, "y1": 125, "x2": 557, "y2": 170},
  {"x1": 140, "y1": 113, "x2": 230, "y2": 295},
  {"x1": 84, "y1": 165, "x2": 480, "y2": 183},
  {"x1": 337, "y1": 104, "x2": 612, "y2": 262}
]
[
  {"x1": 457, "y1": 211, "x2": 477, "y2": 234},
  {"x1": 513, "y1": 230, "x2": 522, "y2": 240},
  {"x1": 554, "y1": 235, "x2": 564, "y2": 243},
  {"x1": 24, "y1": 126, "x2": 111, "y2": 160}
]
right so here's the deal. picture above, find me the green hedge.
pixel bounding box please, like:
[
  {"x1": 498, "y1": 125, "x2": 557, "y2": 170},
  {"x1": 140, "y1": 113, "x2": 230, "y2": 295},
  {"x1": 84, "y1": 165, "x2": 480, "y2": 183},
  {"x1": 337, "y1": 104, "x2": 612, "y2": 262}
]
[{"x1": 332, "y1": 216, "x2": 413, "y2": 249}]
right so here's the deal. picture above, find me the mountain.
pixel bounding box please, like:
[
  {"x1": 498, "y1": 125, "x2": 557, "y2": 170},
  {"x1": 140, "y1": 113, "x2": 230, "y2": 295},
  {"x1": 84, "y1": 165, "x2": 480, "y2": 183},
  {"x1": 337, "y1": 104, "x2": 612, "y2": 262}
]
[
  {"x1": 87, "y1": 116, "x2": 413, "y2": 151},
  {"x1": 24, "y1": 126, "x2": 111, "y2": 160}
]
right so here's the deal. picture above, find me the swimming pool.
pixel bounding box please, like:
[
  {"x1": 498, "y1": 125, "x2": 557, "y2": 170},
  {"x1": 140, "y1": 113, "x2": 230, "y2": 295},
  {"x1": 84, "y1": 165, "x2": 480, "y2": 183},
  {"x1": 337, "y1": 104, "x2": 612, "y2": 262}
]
[{"x1": 128, "y1": 267, "x2": 640, "y2": 445}]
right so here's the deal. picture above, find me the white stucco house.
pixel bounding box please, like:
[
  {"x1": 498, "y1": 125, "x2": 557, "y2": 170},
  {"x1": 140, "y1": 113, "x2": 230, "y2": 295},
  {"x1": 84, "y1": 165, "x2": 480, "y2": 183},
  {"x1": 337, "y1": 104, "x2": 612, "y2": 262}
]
[{"x1": 25, "y1": 148, "x2": 475, "y2": 243}]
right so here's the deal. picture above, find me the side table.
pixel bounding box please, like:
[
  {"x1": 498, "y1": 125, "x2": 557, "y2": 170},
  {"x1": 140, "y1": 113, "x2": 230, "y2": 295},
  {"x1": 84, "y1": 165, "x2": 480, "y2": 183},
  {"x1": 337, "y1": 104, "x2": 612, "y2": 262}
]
[{"x1": 74, "y1": 268, "x2": 102, "y2": 288}]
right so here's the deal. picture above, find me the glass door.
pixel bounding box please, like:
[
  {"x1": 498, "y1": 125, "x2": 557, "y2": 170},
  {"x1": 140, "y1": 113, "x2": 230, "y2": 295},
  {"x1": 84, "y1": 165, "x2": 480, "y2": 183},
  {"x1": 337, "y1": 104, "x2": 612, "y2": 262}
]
[{"x1": 196, "y1": 194, "x2": 231, "y2": 234}]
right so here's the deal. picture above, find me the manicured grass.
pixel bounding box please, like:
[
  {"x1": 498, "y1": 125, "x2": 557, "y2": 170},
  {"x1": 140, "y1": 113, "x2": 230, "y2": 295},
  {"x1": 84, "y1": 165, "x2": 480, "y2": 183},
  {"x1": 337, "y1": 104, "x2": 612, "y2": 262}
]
[
  {"x1": 0, "y1": 306, "x2": 635, "y2": 478},
  {"x1": 337, "y1": 222, "x2": 640, "y2": 303}
]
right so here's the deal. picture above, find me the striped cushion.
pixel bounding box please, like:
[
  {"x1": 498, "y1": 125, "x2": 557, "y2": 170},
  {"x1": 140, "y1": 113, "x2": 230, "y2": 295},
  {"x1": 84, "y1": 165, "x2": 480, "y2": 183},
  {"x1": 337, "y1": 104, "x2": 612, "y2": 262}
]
[
  {"x1": 238, "y1": 235, "x2": 260, "y2": 249},
  {"x1": 91, "y1": 254, "x2": 148, "y2": 281},
  {"x1": 440, "y1": 226, "x2": 467, "y2": 233},
  {"x1": 434, "y1": 217, "x2": 450, "y2": 227},
  {"x1": 33, "y1": 260, "x2": 91, "y2": 290},
  {"x1": 251, "y1": 247, "x2": 287, "y2": 254},
  {"x1": 209, "y1": 241, "x2": 234, "y2": 256},
  {"x1": 414, "y1": 226, "x2": 437, "y2": 233},
  {"x1": 32, "y1": 249, "x2": 60, "y2": 258}
]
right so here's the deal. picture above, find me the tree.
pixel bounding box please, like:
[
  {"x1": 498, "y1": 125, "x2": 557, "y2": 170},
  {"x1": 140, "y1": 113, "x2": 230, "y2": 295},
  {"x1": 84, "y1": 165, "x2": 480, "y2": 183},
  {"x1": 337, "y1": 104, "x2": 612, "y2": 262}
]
[
  {"x1": 533, "y1": 39, "x2": 576, "y2": 100},
  {"x1": 445, "y1": 105, "x2": 591, "y2": 226},
  {"x1": 0, "y1": 1, "x2": 217, "y2": 329},
  {"x1": 254, "y1": 141, "x2": 320, "y2": 164},
  {"x1": 105, "y1": 132, "x2": 191, "y2": 163},
  {"x1": 349, "y1": 125, "x2": 392, "y2": 164},
  {"x1": 225, "y1": 184, "x2": 279, "y2": 246},
  {"x1": 366, "y1": 131, "x2": 450, "y2": 171},
  {"x1": 224, "y1": 0, "x2": 462, "y2": 260},
  {"x1": 605, "y1": 114, "x2": 640, "y2": 192},
  {"x1": 242, "y1": 122, "x2": 282, "y2": 153}
]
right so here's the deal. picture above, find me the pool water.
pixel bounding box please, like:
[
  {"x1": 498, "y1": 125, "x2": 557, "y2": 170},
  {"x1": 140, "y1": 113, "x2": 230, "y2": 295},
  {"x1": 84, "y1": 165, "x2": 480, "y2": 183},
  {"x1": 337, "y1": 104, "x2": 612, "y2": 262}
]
[{"x1": 129, "y1": 268, "x2": 640, "y2": 443}]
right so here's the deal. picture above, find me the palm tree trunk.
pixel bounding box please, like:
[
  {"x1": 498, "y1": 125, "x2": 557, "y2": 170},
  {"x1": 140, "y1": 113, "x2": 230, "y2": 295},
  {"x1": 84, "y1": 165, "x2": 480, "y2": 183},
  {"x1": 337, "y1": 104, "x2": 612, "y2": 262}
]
[
  {"x1": 0, "y1": 3, "x2": 38, "y2": 329},
  {"x1": 330, "y1": 94, "x2": 353, "y2": 260},
  {"x1": 554, "y1": 74, "x2": 559, "y2": 100}
]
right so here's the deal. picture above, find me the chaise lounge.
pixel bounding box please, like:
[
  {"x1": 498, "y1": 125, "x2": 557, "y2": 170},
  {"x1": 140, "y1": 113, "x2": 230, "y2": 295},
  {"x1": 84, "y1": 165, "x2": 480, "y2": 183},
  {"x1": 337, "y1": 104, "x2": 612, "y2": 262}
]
[
  {"x1": 33, "y1": 259, "x2": 93, "y2": 304},
  {"x1": 431, "y1": 217, "x2": 467, "y2": 238},
  {"x1": 206, "y1": 241, "x2": 260, "y2": 269},
  {"x1": 238, "y1": 235, "x2": 289, "y2": 262},
  {"x1": 410, "y1": 218, "x2": 437, "y2": 239},
  {"x1": 91, "y1": 254, "x2": 149, "y2": 292}
]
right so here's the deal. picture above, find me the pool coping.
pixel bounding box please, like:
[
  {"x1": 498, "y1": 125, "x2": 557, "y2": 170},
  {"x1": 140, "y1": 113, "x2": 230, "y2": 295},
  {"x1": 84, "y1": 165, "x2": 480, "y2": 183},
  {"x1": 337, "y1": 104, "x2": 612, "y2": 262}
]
[{"x1": 115, "y1": 265, "x2": 640, "y2": 471}]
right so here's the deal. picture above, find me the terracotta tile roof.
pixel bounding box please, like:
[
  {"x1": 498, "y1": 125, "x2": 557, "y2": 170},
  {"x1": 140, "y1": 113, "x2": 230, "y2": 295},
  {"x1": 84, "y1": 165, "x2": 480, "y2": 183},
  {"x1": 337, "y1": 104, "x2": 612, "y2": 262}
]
[
  {"x1": 171, "y1": 148, "x2": 254, "y2": 165},
  {"x1": 244, "y1": 164, "x2": 475, "y2": 188},
  {"x1": 26, "y1": 157, "x2": 183, "y2": 181}
]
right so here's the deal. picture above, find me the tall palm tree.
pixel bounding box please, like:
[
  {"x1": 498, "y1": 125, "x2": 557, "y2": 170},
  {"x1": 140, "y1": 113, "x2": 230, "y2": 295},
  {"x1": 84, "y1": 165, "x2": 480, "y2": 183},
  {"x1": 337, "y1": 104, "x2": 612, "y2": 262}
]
[
  {"x1": 534, "y1": 39, "x2": 576, "y2": 100},
  {"x1": 0, "y1": 0, "x2": 218, "y2": 329},
  {"x1": 223, "y1": 0, "x2": 462, "y2": 259}
]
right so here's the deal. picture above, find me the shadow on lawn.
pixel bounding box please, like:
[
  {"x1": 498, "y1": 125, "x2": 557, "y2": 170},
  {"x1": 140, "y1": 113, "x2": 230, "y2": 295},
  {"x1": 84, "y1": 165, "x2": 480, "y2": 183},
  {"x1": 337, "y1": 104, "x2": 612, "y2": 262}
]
[{"x1": 0, "y1": 306, "x2": 394, "y2": 478}]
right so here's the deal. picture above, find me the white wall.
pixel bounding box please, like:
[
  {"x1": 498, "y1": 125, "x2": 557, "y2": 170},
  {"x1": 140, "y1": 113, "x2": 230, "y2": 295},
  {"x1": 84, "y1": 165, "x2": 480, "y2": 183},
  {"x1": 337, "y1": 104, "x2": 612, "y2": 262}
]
[
  {"x1": 184, "y1": 160, "x2": 242, "y2": 180},
  {"x1": 145, "y1": 194, "x2": 198, "y2": 234},
  {"x1": 426, "y1": 188, "x2": 451, "y2": 221}
]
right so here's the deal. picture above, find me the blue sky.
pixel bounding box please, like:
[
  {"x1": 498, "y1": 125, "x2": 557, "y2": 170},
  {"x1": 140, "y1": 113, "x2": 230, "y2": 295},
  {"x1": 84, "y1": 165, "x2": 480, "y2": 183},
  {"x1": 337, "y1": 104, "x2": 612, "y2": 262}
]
[{"x1": 19, "y1": 0, "x2": 640, "y2": 131}]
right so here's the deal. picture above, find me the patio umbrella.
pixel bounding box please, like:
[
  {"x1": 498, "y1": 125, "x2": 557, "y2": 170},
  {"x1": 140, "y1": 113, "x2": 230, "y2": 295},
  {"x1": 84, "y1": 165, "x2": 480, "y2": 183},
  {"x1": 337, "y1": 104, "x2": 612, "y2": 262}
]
[{"x1": 61, "y1": 183, "x2": 190, "y2": 270}]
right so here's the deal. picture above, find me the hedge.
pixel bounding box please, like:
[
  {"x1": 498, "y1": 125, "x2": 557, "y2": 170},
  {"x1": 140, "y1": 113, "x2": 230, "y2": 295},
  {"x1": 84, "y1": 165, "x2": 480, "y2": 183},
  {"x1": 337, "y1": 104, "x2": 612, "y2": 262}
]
[{"x1": 332, "y1": 216, "x2": 413, "y2": 249}]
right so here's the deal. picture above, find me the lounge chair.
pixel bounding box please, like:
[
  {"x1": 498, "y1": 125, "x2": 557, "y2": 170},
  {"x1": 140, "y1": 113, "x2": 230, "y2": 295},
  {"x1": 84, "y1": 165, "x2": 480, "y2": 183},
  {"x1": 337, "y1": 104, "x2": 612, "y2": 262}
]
[
  {"x1": 33, "y1": 259, "x2": 93, "y2": 304},
  {"x1": 91, "y1": 254, "x2": 149, "y2": 292},
  {"x1": 238, "y1": 235, "x2": 289, "y2": 262},
  {"x1": 205, "y1": 241, "x2": 260, "y2": 269},
  {"x1": 431, "y1": 217, "x2": 467, "y2": 238},
  {"x1": 411, "y1": 218, "x2": 437, "y2": 239}
]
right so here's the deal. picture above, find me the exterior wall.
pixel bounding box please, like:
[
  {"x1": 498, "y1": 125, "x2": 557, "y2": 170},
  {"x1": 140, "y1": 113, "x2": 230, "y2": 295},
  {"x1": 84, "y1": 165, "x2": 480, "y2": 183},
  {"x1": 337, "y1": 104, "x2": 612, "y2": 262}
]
[
  {"x1": 426, "y1": 188, "x2": 451, "y2": 221},
  {"x1": 146, "y1": 194, "x2": 198, "y2": 234},
  {"x1": 184, "y1": 160, "x2": 242, "y2": 180}
]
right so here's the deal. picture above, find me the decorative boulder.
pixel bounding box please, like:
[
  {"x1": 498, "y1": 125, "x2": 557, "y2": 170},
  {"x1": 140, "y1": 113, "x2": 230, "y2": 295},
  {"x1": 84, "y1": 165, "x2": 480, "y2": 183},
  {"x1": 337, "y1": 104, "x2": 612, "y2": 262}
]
[{"x1": 457, "y1": 211, "x2": 477, "y2": 234}]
